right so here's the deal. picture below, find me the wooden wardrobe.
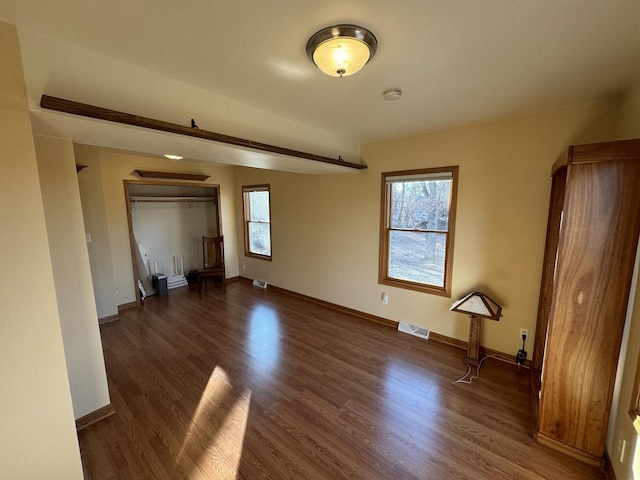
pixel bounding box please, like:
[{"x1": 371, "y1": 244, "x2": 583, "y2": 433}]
[{"x1": 531, "y1": 138, "x2": 640, "y2": 466}]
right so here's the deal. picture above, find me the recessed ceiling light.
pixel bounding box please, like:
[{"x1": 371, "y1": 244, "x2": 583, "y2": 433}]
[
  {"x1": 164, "y1": 154, "x2": 183, "y2": 160},
  {"x1": 383, "y1": 88, "x2": 402, "y2": 101}
]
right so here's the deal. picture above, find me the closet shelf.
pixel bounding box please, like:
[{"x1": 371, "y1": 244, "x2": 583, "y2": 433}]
[{"x1": 129, "y1": 196, "x2": 216, "y2": 203}]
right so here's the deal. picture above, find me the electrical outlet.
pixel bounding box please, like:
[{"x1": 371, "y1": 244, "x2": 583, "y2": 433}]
[
  {"x1": 381, "y1": 292, "x2": 388, "y2": 305},
  {"x1": 520, "y1": 328, "x2": 529, "y2": 339}
]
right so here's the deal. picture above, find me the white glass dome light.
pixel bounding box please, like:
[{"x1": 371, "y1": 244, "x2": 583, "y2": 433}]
[{"x1": 306, "y1": 25, "x2": 378, "y2": 78}]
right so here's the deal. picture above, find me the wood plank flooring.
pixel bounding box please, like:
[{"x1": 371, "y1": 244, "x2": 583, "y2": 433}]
[{"x1": 79, "y1": 281, "x2": 606, "y2": 479}]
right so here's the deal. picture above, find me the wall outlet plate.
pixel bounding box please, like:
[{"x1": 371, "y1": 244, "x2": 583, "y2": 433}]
[{"x1": 520, "y1": 328, "x2": 529, "y2": 339}]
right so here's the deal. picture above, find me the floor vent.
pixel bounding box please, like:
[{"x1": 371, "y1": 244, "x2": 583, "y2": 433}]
[
  {"x1": 252, "y1": 279, "x2": 268, "y2": 289},
  {"x1": 398, "y1": 321, "x2": 430, "y2": 340}
]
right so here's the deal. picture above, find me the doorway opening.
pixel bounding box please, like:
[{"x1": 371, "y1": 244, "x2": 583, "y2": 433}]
[{"x1": 124, "y1": 180, "x2": 222, "y2": 304}]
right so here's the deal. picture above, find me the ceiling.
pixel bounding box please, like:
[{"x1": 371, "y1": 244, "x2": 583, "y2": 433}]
[{"x1": 1, "y1": 0, "x2": 639, "y2": 170}]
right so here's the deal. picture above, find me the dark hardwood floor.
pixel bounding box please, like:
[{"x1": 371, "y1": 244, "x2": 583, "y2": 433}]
[{"x1": 79, "y1": 280, "x2": 605, "y2": 479}]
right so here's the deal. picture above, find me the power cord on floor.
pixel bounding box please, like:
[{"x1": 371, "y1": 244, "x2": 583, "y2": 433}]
[{"x1": 452, "y1": 355, "x2": 501, "y2": 385}]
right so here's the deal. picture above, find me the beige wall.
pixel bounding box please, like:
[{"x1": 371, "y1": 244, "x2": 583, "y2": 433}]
[
  {"x1": 75, "y1": 144, "x2": 119, "y2": 318},
  {"x1": 616, "y1": 78, "x2": 640, "y2": 140},
  {"x1": 235, "y1": 99, "x2": 620, "y2": 355},
  {"x1": 75, "y1": 146, "x2": 239, "y2": 309},
  {"x1": 35, "y1": 135, "x2": 111, "y2": 419},
  {"x1": 0, "y1": 20, "x2": 83, "y2": 479},
  {"x1": 606, "y1": 76, "x2": 640, "y2": 480}
]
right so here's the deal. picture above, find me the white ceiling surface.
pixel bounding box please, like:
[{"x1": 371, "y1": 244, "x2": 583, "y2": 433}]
[{"x1": 2, "y1": 1, "x2": 640, "y2": 172}]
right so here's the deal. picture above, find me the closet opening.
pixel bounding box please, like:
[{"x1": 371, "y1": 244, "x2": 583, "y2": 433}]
[{"x1": 124, "y1": 180, "x2": 222, "y2": 304}]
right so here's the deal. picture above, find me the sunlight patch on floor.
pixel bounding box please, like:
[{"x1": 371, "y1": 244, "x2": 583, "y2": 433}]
[
  {"x1": 247, "y1": 305, "x2": 281, "y2": 376},
  {"x1": 176, "y1": 365, "x2": 251, "y2": 479}
]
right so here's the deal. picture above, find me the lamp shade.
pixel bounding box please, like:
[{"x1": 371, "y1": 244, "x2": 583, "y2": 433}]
[
  {"x1": 450, "y1": 291, "x2": 502, "y2": 321},
  {"x1": 306, "y1": 24, "x2": 378, "y2": 77}
]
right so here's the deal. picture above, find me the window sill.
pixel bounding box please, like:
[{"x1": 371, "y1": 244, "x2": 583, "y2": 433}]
[
  {"x1": 379, "y1": 277, "x2": 450, "y2": 297},
  {"x1": 245, "y1": 252, "x2": 272, "y2": 262}
]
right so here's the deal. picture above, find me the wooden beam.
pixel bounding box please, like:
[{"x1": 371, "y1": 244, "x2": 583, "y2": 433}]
[{"x1": 40, "y1": 95, "x2": 366, "y2": 170}]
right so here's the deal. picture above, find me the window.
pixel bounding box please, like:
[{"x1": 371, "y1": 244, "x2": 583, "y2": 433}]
[
  {"x1": 243, "y1": 185, "x2": 272, "y2": 260},
  {"x1": 379, "y1": 166, "x2": 458, "y2": 296}
]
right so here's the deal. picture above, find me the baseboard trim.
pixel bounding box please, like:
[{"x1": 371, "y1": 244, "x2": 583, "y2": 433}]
[
  {"x1": 604, "y1": 449, "x2": 618, "y2": 480},
  {"x1": 429, "y1": 331, "x2": 467, "y2": 349},
  {"x1": 239, "y1": 277, "x2": 398, "y2": 328},
  {"x1": 75, "y1": 403, "x2": 115, "y2": 431},
  {"x1": 430, "y1": 331, "x2": 532, "y2": 368},
  {"x1": 117, "y1": 301, "x2": 138, "y2": 313},
  {"x1": 244, "y1": 277, "x2": 527, "y2": 367},
  {"x1": 265, "y1": 281, "x2": 398, "y2": 328},
  {"x1": 536, "y1": 432, "x2": 604, "y2": 467},
  {"x1": 98, "y1": 313, "x2": 120, "y2": 325}
]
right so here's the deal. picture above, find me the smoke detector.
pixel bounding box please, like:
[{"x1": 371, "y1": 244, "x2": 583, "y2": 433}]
[{"x1": 383, "y1": 88, "x2": 402, "y2": 101}]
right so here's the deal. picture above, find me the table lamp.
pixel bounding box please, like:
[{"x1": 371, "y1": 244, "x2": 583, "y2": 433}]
[{"x1": 450, "y1": 291, "x2": 502, "y2": 366}]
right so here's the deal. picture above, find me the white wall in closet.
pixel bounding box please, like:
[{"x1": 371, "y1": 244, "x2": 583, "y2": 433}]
[{"x1": 132, "y1": 200, "x2": 218, "y2": 277}]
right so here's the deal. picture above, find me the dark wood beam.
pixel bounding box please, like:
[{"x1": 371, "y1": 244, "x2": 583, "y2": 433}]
[
  {"x1": 134, "y1": 170, "x2": 210, "y2": 181},
  {"x1": 40, "y1": 95, "x2": 366, "y2": 170}
]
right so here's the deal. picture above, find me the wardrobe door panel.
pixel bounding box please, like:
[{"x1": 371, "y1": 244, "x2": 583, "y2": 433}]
[
  {"x1": 532, "y1": 168, "x2": 566, "y2": 383},
  {"x1": 537, "y1": 158, "x2": 640, "y2": 462}
]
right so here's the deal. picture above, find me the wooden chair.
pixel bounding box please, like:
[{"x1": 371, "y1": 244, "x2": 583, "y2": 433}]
[{"x1": 197, "y1": 235, "x2": 226, "y2": 295}]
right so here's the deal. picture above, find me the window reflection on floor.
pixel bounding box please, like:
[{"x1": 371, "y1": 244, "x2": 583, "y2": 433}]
[{"x1": 247, "y1": 305, "x2": 281, "y2": 376}]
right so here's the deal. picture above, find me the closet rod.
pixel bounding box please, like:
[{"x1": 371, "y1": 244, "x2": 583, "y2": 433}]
[{"x1": 129, "y1": 196, "x2": 216, "y2": 203}]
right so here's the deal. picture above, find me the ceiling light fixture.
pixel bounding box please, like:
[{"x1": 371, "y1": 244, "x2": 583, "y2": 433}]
[
  {"x1": 164, "y1": 154, "x2": 183, "y2": 160},
  {"x1": 306, "y1": 24, "x2": 378, "y2": 77}
]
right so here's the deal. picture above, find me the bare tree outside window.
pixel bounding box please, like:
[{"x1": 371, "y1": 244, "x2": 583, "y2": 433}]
[
  {"x1": 243, "y1": 185, "x2": 272, "y2": 260},
  {"x1": 379, "y1": 167, "x2": 458, "y2": 296}
]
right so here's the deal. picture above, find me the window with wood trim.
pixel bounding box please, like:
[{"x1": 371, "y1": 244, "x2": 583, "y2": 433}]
[
  {"x1": 242, "y1": 185, "x2": 272, "y2": 260},
  {"x1": 379, "y1": 166, "x2": 458, "y2": 296}
]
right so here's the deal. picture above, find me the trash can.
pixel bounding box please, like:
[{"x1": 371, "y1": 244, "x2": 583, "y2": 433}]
[{"x1": 152, "y1": 274, "x2": 168, "y2": 296}]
